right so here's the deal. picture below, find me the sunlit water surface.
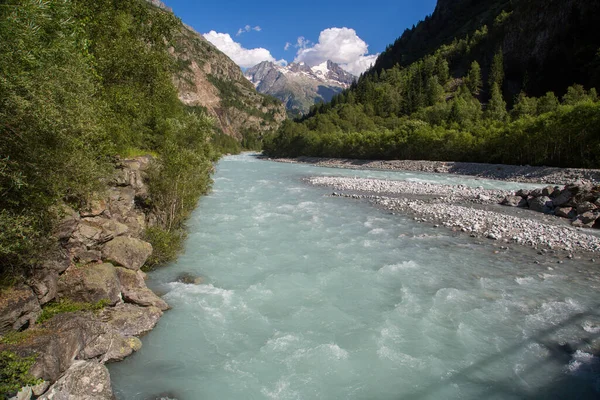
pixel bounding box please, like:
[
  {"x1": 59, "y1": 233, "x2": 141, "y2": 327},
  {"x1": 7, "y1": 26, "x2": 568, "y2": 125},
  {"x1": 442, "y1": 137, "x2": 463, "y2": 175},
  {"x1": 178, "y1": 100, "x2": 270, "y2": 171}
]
[{"x1": 110, "y1": 154, "x2": 600, "y2": 400}]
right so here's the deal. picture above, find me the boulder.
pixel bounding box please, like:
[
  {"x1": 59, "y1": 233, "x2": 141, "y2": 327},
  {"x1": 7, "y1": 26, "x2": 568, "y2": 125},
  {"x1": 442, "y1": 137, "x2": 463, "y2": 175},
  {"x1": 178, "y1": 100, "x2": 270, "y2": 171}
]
[
  {"x1": 107, "y1": 187, "x2": 136, "y2": 218},
  {"x1": 102, "y1": 237, "x2": 152, "y2": 271},
  {"x1": 529, "y1": 188, "x2": 544, "y2": 198},
  {"x1": 572, "y1": 211, "x2": 599, "y2": 228},
  {"x1": 80, "y1": 199, "x2": 108, "y2": 218},
  {"x1": 28, "y1": 270, "x2": 59, "y2": 305},
  {"x1": 115, "y1": 267, "x2": 169, "y2": 311},
  {"x1": 528, "y1": 196, "x2": 554, "y2": 213},
  {"x1": 38, "y1": 360, "x2": 113, "y2": 400},
  {"x1": 57, "y1": 263, "x2": 121, "y2": 306},
  {"x1": 555, "y1": 207, "x2": 576, "y2": 219},
  {"x1": 0, "y1": 286, "x2": 41, "y2": 334},
  {"x1": 552, "y1": 189, "x2": 573, "y2": 207},
  {"x1": 515, "y1": 189, "x2": 530, "y2": 198},
  {"x1": 69, "y1": 222, "x2": 103, "y2": 249},
  {"x1": 53, "y1": 207, "x2": 80, "y2": 241},
  {"x1": 100, "y1": 303, "x2": 162, "y2": 337},
  {"x1": 175, "y1": 272, "x2": 204, "y2": 285},
  {"x1": 576, "y1": 201, "x2": 597, "y2": 215},
  {"x1": 501, "y1": 195, "x2": 527, "y2": 207},
  {"x1": 541, "y1": 186, "x2": 555, "y2": 197}
]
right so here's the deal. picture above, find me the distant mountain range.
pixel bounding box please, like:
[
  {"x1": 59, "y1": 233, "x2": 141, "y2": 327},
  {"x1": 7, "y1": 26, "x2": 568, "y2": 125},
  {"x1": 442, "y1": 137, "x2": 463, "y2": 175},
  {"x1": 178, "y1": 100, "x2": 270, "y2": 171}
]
[{"x1": 245, "y1": 60, "x2": 356, "y2": 116}]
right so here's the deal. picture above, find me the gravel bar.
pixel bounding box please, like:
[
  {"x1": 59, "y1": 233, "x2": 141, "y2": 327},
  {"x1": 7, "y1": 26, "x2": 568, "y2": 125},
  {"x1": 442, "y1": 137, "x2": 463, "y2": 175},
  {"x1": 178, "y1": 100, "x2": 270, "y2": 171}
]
[
  {"x1": 307, "y1": 176, "x2": 600, "y2": 255},
  {"x1": 270, "y1": 156, "x2": 600, "y2": 185}
]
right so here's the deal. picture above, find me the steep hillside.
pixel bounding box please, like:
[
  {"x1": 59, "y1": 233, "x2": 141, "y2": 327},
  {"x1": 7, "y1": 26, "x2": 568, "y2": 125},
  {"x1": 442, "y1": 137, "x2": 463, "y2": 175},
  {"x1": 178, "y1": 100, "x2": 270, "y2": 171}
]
[
  {"x1": 170, "y1": 24, "x2": 286, "y2": 139},
  {"x1": 245, "y1": 60, "x2": 356, "y2": 116},
  {"x1": 375, "y1": 0, "x2": 600, "y2": 98}
]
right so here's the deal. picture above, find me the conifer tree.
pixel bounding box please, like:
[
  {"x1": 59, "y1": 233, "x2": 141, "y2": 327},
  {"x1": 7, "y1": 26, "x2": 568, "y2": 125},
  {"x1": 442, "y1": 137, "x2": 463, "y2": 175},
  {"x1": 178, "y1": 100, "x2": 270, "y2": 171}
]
[
  {"x1": 466, "y1": 61, "x2": 482, "y2": 95},
  {"x1": 489, "y1": 49, "x2": 504, "y2": 89},
  {"x1": 486, "y1": 83, "x2": 508, "y2": 121}
]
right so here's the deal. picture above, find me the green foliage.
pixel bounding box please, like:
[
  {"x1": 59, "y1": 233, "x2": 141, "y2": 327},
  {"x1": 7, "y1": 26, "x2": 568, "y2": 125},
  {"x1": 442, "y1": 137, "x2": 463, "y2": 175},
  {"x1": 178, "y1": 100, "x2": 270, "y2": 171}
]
[
  {"x1": 143, "y1": 226, "x2": 184, "y2": 270},
  {"x1": 37, "y1": 299, "x2": 109, "y2": 324},
  {"x1": 466, "y1": 61, "x2": 483, "y2": 95},
  {"x1": 0, "y1": 351, "x2": 41, "y2": 397},
  {"x1": 489, "y1": 49, "x2": 505, "y2": 89},
  {"x1": 0, "y1": 0, "x2": 218, "y2": 275},
  {"x1": 486, "y1": 83, "x2": 508, "y2": 121}
]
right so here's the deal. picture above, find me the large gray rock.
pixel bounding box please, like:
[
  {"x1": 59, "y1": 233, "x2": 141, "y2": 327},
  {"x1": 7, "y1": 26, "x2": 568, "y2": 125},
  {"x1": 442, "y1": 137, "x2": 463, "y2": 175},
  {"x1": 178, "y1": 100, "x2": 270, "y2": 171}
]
[
  {"x1": 102, "y1": 237, "x2": 152, "y2": 271},
  {"x1": 528, "y1": 196, "x2": 553, "y2": 213},
  {"x1": 501, "y1": 195, "x2": 527, "y2": 207},
  {"x1": 552, "y1": 189, "x2": 573, "y2": 207},
  {"x1": 69, "y1": 222, "x2": 103, "y2": 249},
  {"x1": 0, "y1": 286, "x2": 41, "y2": 334},
  {"x1": 28, "y1": 269, "x2": 59, "y2": 305},
  {"x1": 577, "y1": 201, "x2": 597, "y2": 215},
  {"x1": 115, "y1": 267, "x2": 169, "y2": 311},
  {"x1": 100, "y1": 303, "x2": 162, "y2": 337},
  {"x1": 38, "y1": 360, "x2": 113, "y2": 400},
  {"x1": 57, "y1": 263, "x2": 121, "y2": 306},
  {"x1": 555, "y1": 207, "x2": 576, "y2": 219},
  {"x1": 572, "y1": 211, "x2": 599, "y2": 228}
]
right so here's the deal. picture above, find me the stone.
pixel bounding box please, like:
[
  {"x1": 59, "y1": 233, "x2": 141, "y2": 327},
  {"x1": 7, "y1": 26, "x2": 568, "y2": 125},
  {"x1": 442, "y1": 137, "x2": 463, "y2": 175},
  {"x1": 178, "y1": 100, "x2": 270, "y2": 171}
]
[
  {"x1": 80, "y1": 199, "x2": 108, "y2": 218},
  {"x1": 529, "y1": 188, "x2": 544, "y2": 197},
  {"x1": 72, "y1": 250, "x2": 103, "y2": 264},
  {"x1": 555, "y1": 207, "x2": 575, "y2": 219},
  {"x1": 115, "y1": 267, "x2": 169, "y2": 311},
  {"x1": 576, "y1": 201, "x2": 597, "y2": 215},
  {"x1": 515, "y1": 189, "x2": 530, "y2": 198},
  {"x1": 10, "y1": 385, "x2": 32, "y2": 400},
  {"x1": 101, "y1": 236, "x2": 152, "y2": 271},
  {"x1": 572, "y1": 211, "x2": 599, "y2": 228},
  {"x1": 53, "y1": 207, "x2": 80, "y2": 241},
  {"x1": 69, "y1": 222, "x2": 103, "y2": 249},
  {"x1": 552, "y1": 189, "x2": 573, "y2": 207},
  {"x1": 528, "y1": 196, "x2": 553, "y2": 213},
  {"x1": 82, "y1": 217, "x2": 129, "y2": 240},
  {"x1": 100, "y1": 303, "x2": 162, "y2": 337},
  {"x1": 107, "y1": 187, "x2": 136, "y2": 218},
  {"x1": 57, "y1": 263, "x2": 121, "y2": 306},
  {"x1": 175, "y1": 272, "x2": 204, "y2": 285},
  {"x1": 502, "y1": 195, "x2": 527, "y2": 207},
  {"x1": 0, "y1": 286, "x2": 41, "y2": 334},
  {"x1": 541, "y1": 186, "x2": 555, "y2": 197},
  {"x1": 32, "y1": 381, "x2": 50, "y2": 396},
  {"x1": 38, "y1": 360, "x2": 113, "y2": 400},
  {"x1": 28, "y1": 270, "x2": 58, "y2": 305}
]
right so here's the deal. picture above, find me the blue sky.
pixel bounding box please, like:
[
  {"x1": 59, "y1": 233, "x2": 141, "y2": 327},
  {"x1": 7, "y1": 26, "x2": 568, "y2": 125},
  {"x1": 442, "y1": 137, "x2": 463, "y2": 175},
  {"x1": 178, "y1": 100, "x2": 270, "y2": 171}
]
[{"x1": 163, "y1": 0, "x2": 438, "y2": 75}]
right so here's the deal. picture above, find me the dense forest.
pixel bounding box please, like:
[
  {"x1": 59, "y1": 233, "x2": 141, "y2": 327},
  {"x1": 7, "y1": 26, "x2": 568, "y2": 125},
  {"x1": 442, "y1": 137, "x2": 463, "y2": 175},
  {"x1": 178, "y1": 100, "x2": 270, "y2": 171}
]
[
  {"x1": 0, "y1": 0, "x2": 233, "y2": 282},
  {"x1": 264, "y1": 0, "x2": 600, "y2": 168}
]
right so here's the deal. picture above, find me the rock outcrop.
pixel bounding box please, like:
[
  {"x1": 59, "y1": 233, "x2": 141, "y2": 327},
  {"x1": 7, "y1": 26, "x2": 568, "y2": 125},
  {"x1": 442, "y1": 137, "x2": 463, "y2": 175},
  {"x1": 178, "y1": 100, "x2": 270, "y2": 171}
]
[{"x1": 0, "y1": 156, "x2": 169, "y2": 399}]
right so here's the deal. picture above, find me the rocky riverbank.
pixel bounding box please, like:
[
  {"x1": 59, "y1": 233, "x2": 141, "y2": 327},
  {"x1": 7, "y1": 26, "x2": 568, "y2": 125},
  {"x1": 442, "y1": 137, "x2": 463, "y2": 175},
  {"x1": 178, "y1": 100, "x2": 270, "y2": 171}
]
[
  {"x1": 269, "y1": 156, "x2": 600, "y2": 185},
  {"x1": 307, "y1": 176, "x2": 600, "y2": 258},
  {"x1": 0, "y1": 157, "x2": 169, "y2": 399}
]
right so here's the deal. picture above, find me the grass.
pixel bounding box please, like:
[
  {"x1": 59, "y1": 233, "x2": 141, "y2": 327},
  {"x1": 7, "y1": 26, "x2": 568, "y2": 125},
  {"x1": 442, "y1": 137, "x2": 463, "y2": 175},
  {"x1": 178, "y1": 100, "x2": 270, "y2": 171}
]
[{"x1": 36, "y1": 299, "x2": 109, "y2": 324}]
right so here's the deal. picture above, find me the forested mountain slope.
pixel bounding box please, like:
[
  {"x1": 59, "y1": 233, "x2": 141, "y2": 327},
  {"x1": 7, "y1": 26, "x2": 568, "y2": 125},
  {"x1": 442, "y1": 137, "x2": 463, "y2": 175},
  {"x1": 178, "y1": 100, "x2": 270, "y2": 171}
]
[
  {"x1": 264, "y1": 0, "x2": 600, "y2": 168},
  {"x1": 375, "y1": 0, "x2": 600, "y2": 98}
]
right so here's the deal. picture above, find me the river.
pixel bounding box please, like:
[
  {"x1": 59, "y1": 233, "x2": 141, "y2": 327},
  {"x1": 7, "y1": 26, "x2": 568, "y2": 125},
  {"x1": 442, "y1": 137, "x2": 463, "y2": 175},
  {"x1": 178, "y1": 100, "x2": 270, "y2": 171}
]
[{"x1": 110, "y1": 154, "x2": 600, "y2": 399}]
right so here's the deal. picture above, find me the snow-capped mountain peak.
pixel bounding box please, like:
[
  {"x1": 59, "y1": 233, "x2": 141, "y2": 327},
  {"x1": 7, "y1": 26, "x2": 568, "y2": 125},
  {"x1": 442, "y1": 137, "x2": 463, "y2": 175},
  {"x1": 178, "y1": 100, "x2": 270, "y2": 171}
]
[{"x1": 244, "y1": 60, "x2": 356, "y2": 115}]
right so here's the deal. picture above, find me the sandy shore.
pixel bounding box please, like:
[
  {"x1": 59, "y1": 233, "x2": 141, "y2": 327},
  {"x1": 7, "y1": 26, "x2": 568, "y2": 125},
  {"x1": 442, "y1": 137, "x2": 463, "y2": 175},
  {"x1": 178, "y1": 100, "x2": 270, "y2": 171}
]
[
  {"x1": 307, "y1": 176, "x2": 600, "y2": 258},
  {"x1": 270, "y1": 156, "x2": 600, "y2": 185}
]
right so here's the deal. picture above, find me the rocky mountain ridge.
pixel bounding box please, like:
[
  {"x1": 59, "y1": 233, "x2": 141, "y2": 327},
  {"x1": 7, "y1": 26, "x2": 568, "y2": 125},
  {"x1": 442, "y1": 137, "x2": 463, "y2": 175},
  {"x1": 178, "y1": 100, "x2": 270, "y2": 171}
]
[
  {"x1": 245, "y1": 60, "x2": 356, "y2": 116},
  {"x1": 170, "y1": 22, "x2": 286, "y2": 139}
]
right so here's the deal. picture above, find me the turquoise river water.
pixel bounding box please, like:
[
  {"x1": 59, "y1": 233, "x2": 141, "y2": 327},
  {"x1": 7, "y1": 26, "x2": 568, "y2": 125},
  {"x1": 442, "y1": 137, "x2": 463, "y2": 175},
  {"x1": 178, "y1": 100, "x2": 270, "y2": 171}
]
[{"x1": 110, "y1": 154, "x2": 600, "y2": 400}]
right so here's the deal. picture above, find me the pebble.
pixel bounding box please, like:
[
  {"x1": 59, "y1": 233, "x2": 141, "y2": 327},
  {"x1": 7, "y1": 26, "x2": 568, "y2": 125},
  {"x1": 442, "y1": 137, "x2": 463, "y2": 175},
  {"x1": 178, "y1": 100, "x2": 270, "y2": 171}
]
[{"x1": 308, "y1": 176, "x2": 600, "y2": 254}]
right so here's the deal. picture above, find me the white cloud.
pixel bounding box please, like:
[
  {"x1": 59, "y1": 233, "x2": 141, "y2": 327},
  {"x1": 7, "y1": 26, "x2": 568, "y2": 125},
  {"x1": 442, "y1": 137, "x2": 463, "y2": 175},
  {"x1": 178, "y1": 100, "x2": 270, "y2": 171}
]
[
  {"x1": 294, "y1": 27, "x2": 378, "y2": 75},
  {"x1": 236, "y1": 25, "x2": 262, "y2": 36},
  {"x1": 203, "y1": 31, "x2": 285, "y2": 69},
  {"x1": 284, "y1": 42, "x2": 291, "y2": 51}
]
